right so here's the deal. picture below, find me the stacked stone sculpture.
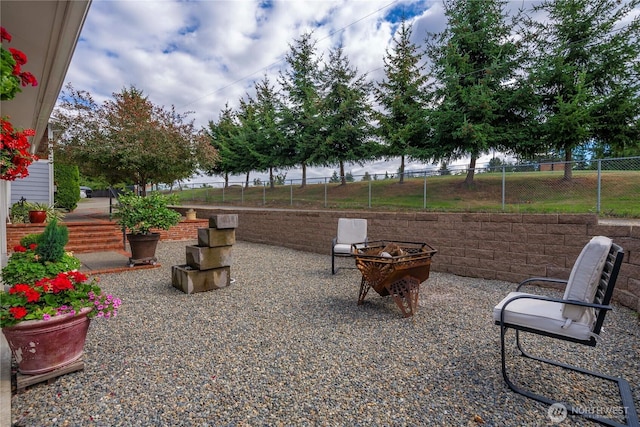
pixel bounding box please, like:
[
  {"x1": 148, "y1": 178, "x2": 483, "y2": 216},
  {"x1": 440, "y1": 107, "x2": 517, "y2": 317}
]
[{"x1": 171, "y1": 214, "x2": 238, "y2": 294}]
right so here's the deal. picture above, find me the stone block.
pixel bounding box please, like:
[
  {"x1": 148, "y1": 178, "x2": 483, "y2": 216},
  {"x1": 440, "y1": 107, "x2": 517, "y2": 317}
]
[
  {"x1": 209, "y1": 214, "x2": 238, "y2": 229},
  {"x1": 172, "y1": 265, "x2": 231, "y2": 294},
  {"x1": 186, "y1": 245, "x2": 232, "y2": 270},
  {"x1": 198, "y1": 228, "x2": 235, "y2": 247}
]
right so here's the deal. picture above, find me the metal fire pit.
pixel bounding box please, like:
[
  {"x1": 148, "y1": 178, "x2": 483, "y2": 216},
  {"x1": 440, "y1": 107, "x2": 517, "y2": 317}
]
[{"x1": 353, "y1": 240, "x2": 437, "y2": 317}]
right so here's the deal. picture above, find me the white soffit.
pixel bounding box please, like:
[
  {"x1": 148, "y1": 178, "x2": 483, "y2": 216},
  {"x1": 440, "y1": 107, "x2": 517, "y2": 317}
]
[{"x1": 1, "y1": 0, "x2": 91, "y2": 153}]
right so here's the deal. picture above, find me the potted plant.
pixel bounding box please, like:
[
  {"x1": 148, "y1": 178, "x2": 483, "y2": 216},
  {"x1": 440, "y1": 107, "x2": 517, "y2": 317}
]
[
  {"x1": 0, "y1": 220, "x2": 121, "y2": 375},
  {"x1": 114, "y1": 191, "x2": 181, "y2": 266},
  {"x1": 20, "y1": 201, "x2": 65, "y2": 224}
]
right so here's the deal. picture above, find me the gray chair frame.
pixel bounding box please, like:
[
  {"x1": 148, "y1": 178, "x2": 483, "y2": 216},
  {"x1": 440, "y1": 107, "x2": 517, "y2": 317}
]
[{"x1": 496, "y1": 242, "x2": 638, "y2": 427}]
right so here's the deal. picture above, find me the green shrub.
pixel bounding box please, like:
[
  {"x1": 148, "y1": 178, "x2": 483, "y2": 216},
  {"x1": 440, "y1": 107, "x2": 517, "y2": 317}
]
[
  {"x1": 19, "y1": 233, "x2": 41, "y2": 247},
  {"x1": 115, "y1": 191, "x2": 181, "y2": 234},
  {"x1": 9, "y1": 200, "x2": 29, "y2": 223},
  {"x1": 54, "y1": 163, "x2": 80, "y2": 211},
  {"x1": 1, "y1": 251, "x2": 81, "y2": 286},
  {"x1": 2, "y1": 219, "x2": 80, "y2": 286},
  {"x1": 35, "y1": 219, "x2": 69, "y2": 263}
]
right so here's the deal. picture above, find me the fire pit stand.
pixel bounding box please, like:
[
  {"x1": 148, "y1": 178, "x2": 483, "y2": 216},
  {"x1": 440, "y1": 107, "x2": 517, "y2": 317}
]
[{"x1": 353, "y1": 240, "x2": 437, "y2": 317}]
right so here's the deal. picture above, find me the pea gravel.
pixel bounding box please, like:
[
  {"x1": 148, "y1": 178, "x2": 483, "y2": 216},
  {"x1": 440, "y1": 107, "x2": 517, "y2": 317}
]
[{"x1": 9, "y1": 240, "x2": 640, "y2": 426}]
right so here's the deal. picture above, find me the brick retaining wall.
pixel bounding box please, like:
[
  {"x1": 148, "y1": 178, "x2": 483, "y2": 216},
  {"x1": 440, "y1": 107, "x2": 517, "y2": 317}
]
[
  {"x1": 6, "y1": 209, "x2": 639, "y2": 312},
  {"x1": 172, "y1": 208, "x2": 640, "y2": 313}
]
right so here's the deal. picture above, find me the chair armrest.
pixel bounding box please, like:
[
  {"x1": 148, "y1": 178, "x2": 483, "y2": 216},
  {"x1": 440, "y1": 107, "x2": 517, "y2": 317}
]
[
  {"x1": 516, "y1": 277, "x2": 568, "y2": 292},
  {"x1": 332, "y1": 237, "x2": 337, "y2": 246},
  {"x1": 498, "y1": 293, "x2": 613, "y2": 326}
]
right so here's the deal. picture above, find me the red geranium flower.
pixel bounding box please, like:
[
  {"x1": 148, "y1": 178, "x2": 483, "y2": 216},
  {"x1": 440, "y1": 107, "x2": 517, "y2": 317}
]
[
  {"x1": 1, "y1": 27, "x2": 12, "y2": 42},
  {"x1": 9, "y1": 283, "x2": 41, "y2": 303},
  {"x1": 9, "y1": 307, "x2": 27, "y2": 320}
]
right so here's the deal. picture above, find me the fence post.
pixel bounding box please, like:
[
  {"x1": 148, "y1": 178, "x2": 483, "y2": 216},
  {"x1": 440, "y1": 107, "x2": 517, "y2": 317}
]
[
  {"x1": 368, "y1": 180, "x2": 372, "y2": 208},
  {"x1": 423, "y1": 171, "x2": 427, "y2": 209},
  {"x1": 597, "y1": 159, "x2": 602, "y2": 214},
  {"x1": 502, "y1": 165, "x2": 506, "y2": 211},
  {"x1": 290, "y1": 180, "x2": 293, "y2": 206},
  {"x1": 324, "y1": 178, "x2": 328, "y2": 208}
]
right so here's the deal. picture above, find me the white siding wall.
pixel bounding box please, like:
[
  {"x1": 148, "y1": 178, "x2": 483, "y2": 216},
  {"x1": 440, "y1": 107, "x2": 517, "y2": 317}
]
[{"x1": 10, "y1": 159, "x2": 52, "y2": 205}]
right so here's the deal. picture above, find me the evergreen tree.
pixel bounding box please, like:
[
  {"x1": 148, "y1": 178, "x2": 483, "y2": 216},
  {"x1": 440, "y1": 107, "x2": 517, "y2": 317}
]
[
  {"x1": 278, "y1": 33, "x2": 323, "y2": 187},
  {"x1": 204, "y1": 105, "x2": 239, "y2": 187},
  {"x1": 426, "y1": 0, "x2": 524, "y2": 185},
  {"x1": 252, "y1": 76, "x2": 286, "y2": 188},
  {"x1": 318, "y1": 44, "x2": 376, "y2": 185},
  {"x1": 375, "y1": 20, "x2": 429, "y2": 184},
  {"x1": 524, "y1": 0, "x2": 640, "y2": 178}
]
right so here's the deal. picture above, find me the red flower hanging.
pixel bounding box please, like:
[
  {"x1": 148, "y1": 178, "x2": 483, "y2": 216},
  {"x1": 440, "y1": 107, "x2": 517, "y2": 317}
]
[
  {"x1": 1, "y1": 117, "x2": 38, "y2": 180},
  {"x1": 1, "y1": 26, "x2": 39, "y2": 180}
]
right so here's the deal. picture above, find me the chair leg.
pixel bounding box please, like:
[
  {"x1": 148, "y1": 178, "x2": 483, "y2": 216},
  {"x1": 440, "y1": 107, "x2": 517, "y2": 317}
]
[
  {"x1": 332, "y1": 252, "x2": 336, "y2": 275},
  {"x1": 500, "y1": 327, "x2": 639, "y2": 427}
]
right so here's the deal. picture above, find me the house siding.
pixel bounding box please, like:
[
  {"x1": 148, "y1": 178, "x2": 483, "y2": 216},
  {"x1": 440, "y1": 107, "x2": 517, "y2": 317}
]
[{"x1": 10, "y1": 159, "x2": 51, "y2": 204}]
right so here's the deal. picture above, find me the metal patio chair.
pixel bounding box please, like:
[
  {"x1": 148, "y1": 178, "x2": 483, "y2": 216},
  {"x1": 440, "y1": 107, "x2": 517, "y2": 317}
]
[
  {"x1": 331, "y1": 218, "x2": 367, "y2": 274},
  {"x1": 493, "y1": 236, "x2": 638, "y2": 427}
]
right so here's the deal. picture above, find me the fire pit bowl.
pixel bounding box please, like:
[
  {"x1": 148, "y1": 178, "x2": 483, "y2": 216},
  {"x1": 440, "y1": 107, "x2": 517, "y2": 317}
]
[{"x1": 352, "y1": 240, "x2": 437, "y2": 317}]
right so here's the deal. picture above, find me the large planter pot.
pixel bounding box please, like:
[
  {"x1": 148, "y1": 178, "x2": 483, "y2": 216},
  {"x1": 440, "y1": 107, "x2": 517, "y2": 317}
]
[
  {"x1": 2, "y1": 307, "x2": 92, "y2": 374},
  {"x1": 126, "y1": 232, "x2": 160, "y2": 266},
  {"x1": 28, "y1": 210, "x2": 47, "y2": 223}
]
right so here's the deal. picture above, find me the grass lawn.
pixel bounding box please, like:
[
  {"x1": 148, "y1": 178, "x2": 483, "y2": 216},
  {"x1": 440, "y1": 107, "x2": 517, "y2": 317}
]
[{"x1": 171, "y1": 170, "x2": 640, "y2": 218}]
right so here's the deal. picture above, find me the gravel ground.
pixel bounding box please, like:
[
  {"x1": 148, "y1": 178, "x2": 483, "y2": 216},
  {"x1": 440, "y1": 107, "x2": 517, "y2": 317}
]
[{"x1": 9, "y1": 240, "x2": 640, "y2": 426}]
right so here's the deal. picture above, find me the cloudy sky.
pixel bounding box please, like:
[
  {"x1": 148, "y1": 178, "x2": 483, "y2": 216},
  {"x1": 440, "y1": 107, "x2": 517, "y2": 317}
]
[{"x1": 61, "y1": 0, "x2": 637, "y2": 184}]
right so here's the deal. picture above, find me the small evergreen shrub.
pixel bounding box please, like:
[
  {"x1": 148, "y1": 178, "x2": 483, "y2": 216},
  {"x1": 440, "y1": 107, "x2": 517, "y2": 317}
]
[{"x1": 35, "y1": 219, "x2": 69, "y2": 263}]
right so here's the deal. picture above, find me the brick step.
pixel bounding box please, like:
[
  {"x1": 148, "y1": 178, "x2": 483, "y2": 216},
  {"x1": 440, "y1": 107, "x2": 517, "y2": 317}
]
[
  {"x1": 66, "y1": 223, "x2": 123, "y2": 253},
  {"x1": 67, "y1": 241, "x2": 125, "y2": 253}
]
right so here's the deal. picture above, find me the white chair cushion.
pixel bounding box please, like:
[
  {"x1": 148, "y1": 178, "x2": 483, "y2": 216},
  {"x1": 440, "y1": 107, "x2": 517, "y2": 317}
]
[
  {"x1": 562, "y1": 236, "x2": 612, "y2": 321},
  {"x1": 493, "y1": 292, "x2": 595, "y2": 341},
  {"x1": 334, "y1": 243, "x2": 355, "y2": 255},
  {"x1": 336, "y1": 218, "x2": 367, "y2": 245}
]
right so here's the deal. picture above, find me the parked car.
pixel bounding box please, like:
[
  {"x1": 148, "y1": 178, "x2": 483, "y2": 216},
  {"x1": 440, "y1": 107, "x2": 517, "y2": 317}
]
[{"x1": 80, "y1": 186, "x2": 92, "y2": 198}]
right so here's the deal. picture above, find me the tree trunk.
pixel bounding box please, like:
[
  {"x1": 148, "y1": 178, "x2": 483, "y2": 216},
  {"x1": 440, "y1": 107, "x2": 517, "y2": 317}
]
[
  {"x1": 245, "y1": 171, "x2": 250, "y2": 188},
  {"x1": 340, "y1": 161, "x2": 346, "y2": 185},
  {"x1": 399, "y1": 155, "x2": 405, "y2": 184},
  {"x1": 464, "y1": 156, "x2": 477, "y2": 185},
  {"x1": 269, "y1": 167, "x2": 275, "y2": 189},
  {"x1": 301, "y1": 163, "x2": 307, "y2": 188},
  {"x1": 563, "y1": 149, "x2": 573, "y2": 180},
  {"x1": 224, "y1": 172, "x2": 229, "y2": 188}
]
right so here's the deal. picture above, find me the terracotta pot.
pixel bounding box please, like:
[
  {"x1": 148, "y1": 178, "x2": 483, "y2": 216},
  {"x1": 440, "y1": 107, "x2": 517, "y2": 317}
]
[
  {"x1": 127, "y1": 232, "x2": 160, "y2": 262},
  {"x1": 2, "y1": 307, "x2": 92, "y2": 374},
  {"x1": 28, "y1": 210, "x2": 47, "y2": 223}
]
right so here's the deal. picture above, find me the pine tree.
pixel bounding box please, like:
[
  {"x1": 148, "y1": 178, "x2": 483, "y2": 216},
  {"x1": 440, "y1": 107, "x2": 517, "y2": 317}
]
[
  {"x1": 318, "y1": 44, "x2": 375, "y2": 185},
  {"x1": 524, "y1": 0, "x2": 640, "y2": 178},
  {"x1": 375, "y1": 20, "x2": 429, "y2": 184},
  {"x1": 278, "y1": 33, "x2": 323, "y2": 187},
  {"x1": 426, "y1": 0, "x2": 523, "y2": 185}
]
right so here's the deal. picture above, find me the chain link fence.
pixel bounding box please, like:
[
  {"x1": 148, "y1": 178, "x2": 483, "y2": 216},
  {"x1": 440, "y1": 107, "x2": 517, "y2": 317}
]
[{"x1": 172, "y1": 156, "x2": 640, "y2": 217}]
